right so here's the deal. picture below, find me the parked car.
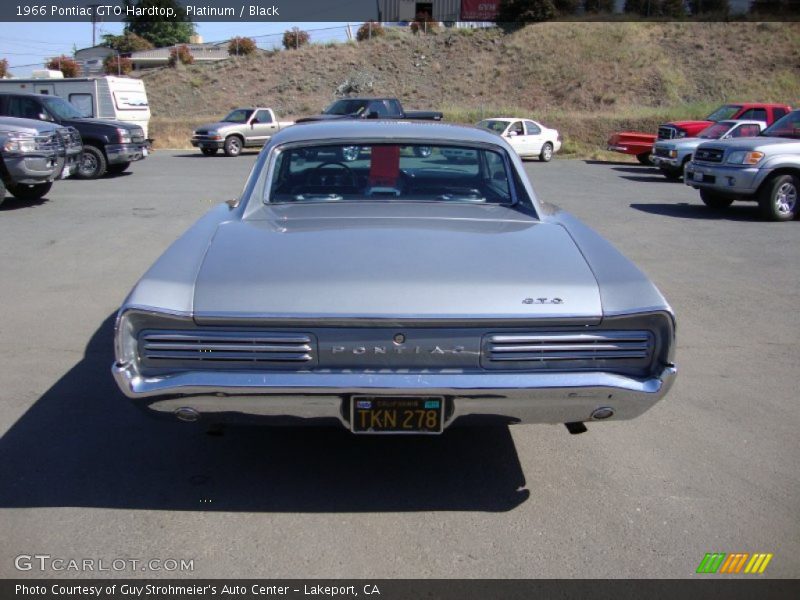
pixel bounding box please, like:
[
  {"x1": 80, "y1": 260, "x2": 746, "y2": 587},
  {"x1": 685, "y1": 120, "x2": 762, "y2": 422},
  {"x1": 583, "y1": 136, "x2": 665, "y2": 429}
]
[
  {"x1": 0, "y1": 92, "x2": 147, "y2": 179},
  {"x1": 191, "y1": 108, "x2": 295, "y2": 157},
  {"x1": 112, "y1": 121, "x2": 676, "y2": 435},
  {"x1": 475, "y1": 118, "x2": 562, "y2": 162},
  {"x1": 296, "y1": 97, "x2": 443, "y2": 123},
  {"x1": 684, "y1": 109, "x2": 800, "y2": 221},
  {"x1": 608, "y1": 103, "x2": 791, "y2": 165},
  {"x1": 652, "y1": 120, "x2": 766, "y2": 180},
  {"x1": 0, "y1": 116, "x2": 81, "y2": 206}
]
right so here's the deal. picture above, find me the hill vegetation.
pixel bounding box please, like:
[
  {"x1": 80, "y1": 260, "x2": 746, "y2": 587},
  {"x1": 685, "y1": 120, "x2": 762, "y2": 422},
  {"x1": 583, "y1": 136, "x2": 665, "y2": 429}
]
[{"x1": 141, "y1": 21, "x2": 800, "y2": 158}]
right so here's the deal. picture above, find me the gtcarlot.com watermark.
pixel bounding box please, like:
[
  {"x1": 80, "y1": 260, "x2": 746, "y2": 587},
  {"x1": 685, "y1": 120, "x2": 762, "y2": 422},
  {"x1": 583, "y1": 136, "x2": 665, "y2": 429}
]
[{"x1": 14, "y1": 554, "x2": 194, "y2": 573}]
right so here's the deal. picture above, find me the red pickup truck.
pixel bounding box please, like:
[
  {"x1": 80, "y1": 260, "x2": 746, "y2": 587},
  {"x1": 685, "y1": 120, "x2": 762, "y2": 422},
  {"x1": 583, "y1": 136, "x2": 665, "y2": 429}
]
[{"x1": 607, "y1": 103, "x2": 792, "y2": 164}]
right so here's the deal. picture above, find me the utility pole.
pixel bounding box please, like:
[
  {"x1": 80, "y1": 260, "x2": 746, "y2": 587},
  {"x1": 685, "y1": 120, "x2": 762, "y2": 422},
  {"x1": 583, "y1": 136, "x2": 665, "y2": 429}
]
[{"x1": 87, "y1": 4, "x2": 101, "y2": 46}]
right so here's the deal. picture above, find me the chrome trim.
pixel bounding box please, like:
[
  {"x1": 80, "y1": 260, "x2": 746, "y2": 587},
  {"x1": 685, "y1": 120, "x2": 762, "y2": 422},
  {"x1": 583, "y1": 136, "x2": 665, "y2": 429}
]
[{"x1": 112, "y1": 361, "x2": 676, "y2": 429}]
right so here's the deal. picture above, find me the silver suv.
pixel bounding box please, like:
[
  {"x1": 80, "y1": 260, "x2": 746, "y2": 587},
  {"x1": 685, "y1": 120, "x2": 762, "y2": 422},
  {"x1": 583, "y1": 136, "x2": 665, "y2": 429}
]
[{"x1": 685, "y1": 110, "x2": 800, "y2": 221}]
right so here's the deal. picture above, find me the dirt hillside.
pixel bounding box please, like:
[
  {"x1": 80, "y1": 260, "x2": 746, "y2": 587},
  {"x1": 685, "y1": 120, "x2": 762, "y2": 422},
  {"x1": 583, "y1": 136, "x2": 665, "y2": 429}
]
[{"x1": 141, "y1": 21, "x2": 800, "y2": 156}]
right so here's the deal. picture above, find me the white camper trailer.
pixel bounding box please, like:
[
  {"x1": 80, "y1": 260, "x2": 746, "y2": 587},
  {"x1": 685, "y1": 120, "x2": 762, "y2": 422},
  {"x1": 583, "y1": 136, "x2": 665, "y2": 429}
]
[{"x1": 0, "y1": 75, "x2": 151, "y2": 138}]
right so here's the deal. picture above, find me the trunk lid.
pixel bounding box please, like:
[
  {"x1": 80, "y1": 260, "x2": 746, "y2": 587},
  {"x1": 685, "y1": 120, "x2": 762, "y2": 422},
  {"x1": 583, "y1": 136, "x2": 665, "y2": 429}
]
[{"x1": 192, "y1": 204, "x2": 602, "y2": 323}]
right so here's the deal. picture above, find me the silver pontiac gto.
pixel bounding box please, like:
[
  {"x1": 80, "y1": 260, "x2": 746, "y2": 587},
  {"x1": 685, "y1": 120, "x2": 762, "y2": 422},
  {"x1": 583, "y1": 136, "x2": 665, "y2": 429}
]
[{"x1": 113, "y1": 121, "x2": 676, "y2": 435}]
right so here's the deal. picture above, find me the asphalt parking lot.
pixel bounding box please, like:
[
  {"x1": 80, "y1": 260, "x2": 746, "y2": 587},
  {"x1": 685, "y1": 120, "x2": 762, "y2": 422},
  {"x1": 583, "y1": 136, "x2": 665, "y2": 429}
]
[{"x1": 0, "y1": 151, "x2": 798, "y2": 579}]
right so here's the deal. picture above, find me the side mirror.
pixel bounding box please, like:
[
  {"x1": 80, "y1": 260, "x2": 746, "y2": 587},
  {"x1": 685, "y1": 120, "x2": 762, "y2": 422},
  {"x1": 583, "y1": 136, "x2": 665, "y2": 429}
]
[
  {"x1": 365, "y1": 110, "x2": 379, "y2": 119},
  {"x1": 38, "y1": 113, "x2": 52, "y2": 121},
  {"x1": 506, "y1": 131, "x2": 518, "y2": 137}
]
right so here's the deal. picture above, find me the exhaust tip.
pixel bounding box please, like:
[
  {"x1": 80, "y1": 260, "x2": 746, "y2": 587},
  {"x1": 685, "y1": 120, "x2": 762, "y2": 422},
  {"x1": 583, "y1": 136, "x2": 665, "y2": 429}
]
[
  {"x1": 591, "y1": 406, "x2": 615, "y2": 420},
  {"x1": 175, "y1": 407, "x2": 200, "y2": 422}
]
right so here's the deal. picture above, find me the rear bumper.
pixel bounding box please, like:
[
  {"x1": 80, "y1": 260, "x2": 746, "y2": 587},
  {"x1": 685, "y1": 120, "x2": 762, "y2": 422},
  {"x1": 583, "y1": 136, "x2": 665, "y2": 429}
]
[{"x1": 112, "y1": 362, "x2": 677, "y2": 430}]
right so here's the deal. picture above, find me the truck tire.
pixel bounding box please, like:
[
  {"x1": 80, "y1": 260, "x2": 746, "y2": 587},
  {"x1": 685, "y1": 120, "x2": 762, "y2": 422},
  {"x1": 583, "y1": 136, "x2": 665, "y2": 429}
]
[
  {"x1": 0, "y1": 179, "x2": 6, "y2": 208},
  {"x1": 7, "y1": 181, "x2": 52, "y2": 201},
  {"x1": 223, "y1": 136, "x2": 242, "y2": 157},
  {"x1": 636, "y1": 152, "x2": 653, "y2": 166},
  {"x1": 201, "y1": 148, "x2": 218, "y2": 156},
  {"x1": 758, "y1": 174, "x2": 798, "y2": 222},
  {"x1": 77, "y1": 145, "x2": 107, "y2": 179},
  {"x1": 699, "y1": 189, "x2": 734, "y2": 210},
  {"x1": 539, "y1": 142, "x2": 554, "y2": 162},
  {"x1": 106, "y1": 161, "x2": 131, "y2": 175}
]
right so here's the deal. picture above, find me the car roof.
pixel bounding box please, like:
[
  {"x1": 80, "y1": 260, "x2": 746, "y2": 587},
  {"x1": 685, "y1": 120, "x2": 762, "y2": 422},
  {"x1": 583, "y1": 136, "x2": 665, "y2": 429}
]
[{"x1": 273, "y1": 120, "x2": 504, "y2": 146}]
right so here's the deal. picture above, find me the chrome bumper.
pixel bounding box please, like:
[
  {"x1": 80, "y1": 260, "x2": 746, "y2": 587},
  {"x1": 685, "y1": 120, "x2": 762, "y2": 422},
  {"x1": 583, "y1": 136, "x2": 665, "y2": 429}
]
[{"x1": 112, "y1": 362, "x2": 677, "y2": 430}]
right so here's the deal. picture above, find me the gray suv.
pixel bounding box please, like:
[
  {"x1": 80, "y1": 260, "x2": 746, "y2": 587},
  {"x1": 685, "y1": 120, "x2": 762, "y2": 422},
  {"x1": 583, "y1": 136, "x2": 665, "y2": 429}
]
[
  {"x1": 685, "y1": 110, "x2": 800, "y2": 221},
  {"x1": 0, "y1": 117, "x2": 82, "y2": 206}
]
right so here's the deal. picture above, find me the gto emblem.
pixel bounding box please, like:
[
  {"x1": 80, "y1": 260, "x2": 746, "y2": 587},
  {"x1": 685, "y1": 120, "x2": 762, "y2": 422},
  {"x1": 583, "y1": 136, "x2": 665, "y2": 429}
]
[{"x1": 523, "y1": 297, "x2": 564, "y2": 304}]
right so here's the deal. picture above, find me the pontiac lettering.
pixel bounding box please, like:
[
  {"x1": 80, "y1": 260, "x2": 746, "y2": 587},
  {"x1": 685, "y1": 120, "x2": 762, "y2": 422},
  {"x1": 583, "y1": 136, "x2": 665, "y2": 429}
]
[{"x1": 330, "y1": 345, "x2": 468, "y2": 355}]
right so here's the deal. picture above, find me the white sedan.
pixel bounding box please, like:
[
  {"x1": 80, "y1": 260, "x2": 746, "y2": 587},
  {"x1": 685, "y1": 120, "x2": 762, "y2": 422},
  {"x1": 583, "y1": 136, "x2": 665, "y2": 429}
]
[{"x1": 476, "y1": 117, "x2": 562, "y2": 162}]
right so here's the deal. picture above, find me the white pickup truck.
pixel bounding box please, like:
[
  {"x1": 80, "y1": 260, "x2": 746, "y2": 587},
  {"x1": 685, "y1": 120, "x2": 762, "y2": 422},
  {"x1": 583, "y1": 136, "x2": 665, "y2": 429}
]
[{"x1": 191, "y1": 108, "x2": 294, "y2": 157}]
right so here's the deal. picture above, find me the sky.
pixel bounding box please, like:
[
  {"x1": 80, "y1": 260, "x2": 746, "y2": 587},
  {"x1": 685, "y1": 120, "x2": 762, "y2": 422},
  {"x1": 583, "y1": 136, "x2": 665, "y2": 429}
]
[{"x1": 0, "y1": 21, "x2": 353, "y2": 77}]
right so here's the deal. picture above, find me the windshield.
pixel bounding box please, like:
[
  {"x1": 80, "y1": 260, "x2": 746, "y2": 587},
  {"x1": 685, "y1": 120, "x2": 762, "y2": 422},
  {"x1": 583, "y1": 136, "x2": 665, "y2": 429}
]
[
  {"x1": 705, "y1": 104, "x2": 741, "y2": 122},
  {"x1": 222, "y1": 109, "x2": 253, "y2": 123},
  {"x1": 324, "y1": 100, "x2": 370, "y2": 116},
  {"x1": 698, "y1": 121, "x2": 735, "y2": 139},
  {"x1": 265, "y1": 143, "x2": 514, "y2": 205},
  {"x1": 760, "y1": 110, "x2": 800, "y2": 139},
  {"x1": 477, "y1": 120, "x2": 509, "y2": 134},
  {"x1": 42, "y1": 96, "x2": 83, "y2": 120}
]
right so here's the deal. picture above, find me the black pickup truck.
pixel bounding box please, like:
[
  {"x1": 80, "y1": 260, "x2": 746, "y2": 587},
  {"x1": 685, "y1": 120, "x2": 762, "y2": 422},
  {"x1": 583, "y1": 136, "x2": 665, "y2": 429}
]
[
  {"x1": 0, "y1": 92, "x2": 147, "y2": 179},
  {"x1": 296, "y1": 98, "x2": 443, "y2": 123}
]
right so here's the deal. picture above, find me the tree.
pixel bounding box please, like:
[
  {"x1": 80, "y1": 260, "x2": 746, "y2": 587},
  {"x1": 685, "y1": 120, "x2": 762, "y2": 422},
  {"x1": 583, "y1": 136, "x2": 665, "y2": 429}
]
[
  {"x1": 282, "y1": 27, "x2": 310, "y2": 50},
  {"x1": 167, "y1": 45, "x2": 194, "y2": 67},
  {"x1": 123, "y1": 0, "x2": 194, "y2": 48},
  {"x1": 660, "y1": 0, "x2": 687, "y2": 16},
  {"x1": 0, "y1": 59, "x2": 8, "y2": 79},
  {"x1": 749, "y1": 0, "x2": 788, "y2": 15},
  {"x1": 101, "y1": 32, "x2": 154, "y2": 54},
  {"x1": 553, "y1": 0, "x2": 581, "y2": 15},
  {"x1": 46, "y1": 55, "x2": 81, "y2": 77},
  {"x1": 496, "y1": 0, "x2": 557, "y2": 24},
  {"x1": 356, "y1": 21, "x2": 385, "y2": 41},
  {"x1": 103, "y1": 55, "x2": 133, "y2": 75},
  {"x1": 228, "y1": 36, "x2": 257, "y2": 56},
  {"x1": 584, "y1": 0, "x2": 615, "y2": 12},
  {"x1": 689, "y1": 0, "x2": 730, "y2": 14}
]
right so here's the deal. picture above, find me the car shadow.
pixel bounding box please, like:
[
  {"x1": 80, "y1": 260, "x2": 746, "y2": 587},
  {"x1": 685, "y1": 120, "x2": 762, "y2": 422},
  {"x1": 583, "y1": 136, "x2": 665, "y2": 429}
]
[
  {"x1": 618, "y1": 175, "x2": 675, "y2": 184},
  {"x1": 171, "y1": 152, "x2": 259, "y2": 159},
  {"x1": 630, "y1": 202, "x2": 762, "y2": 221},
  {"x1": 0, "y1": 195, "x2": 50, "y2": 210},
  {"x1": 0, "y1": 315, "x2": 530, "y2": 513},
  {"x1": 583, "y1": 160, "x2": 640, "y2": 167},
  {"x1": 611, "y1": 166, "x2": 659, "y2": 175}
]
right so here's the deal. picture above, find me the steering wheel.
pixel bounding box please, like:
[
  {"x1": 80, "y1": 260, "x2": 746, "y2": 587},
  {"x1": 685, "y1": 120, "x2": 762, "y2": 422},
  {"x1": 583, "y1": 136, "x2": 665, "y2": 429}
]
[{"x1": 308, "y1": 161, "x2": 358, "y2": 188}]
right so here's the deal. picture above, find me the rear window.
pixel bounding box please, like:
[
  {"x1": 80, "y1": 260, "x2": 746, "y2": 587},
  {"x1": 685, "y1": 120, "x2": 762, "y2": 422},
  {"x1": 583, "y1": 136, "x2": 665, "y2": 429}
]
[
  {"x1": 706, "y1": 105, "x2": 741, "y2": 121},
  {"x1": 265, "y1": 143, "x2": 515, "y2": 205}
]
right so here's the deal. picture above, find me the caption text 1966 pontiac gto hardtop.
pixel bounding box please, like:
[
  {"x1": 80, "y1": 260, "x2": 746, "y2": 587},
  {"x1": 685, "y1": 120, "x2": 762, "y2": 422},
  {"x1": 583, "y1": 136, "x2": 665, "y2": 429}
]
[{"x1": 113, "y1": 121, "x2": 676, "y2": 435}]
